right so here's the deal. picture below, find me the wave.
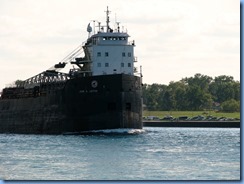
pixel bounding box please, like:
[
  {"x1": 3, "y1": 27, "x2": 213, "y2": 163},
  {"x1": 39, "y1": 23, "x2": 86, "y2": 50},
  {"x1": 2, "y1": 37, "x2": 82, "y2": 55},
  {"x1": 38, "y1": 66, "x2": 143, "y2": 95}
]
[{"x1": 63, "y1": 128, "x2": 145, "y2": 135}]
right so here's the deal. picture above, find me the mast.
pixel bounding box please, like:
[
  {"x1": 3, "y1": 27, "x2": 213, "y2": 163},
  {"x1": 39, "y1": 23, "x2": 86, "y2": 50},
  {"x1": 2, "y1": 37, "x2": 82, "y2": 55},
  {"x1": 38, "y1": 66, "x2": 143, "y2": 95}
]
[{"x1": 105, "y1": 6, "x2": 111, "y2": 32}]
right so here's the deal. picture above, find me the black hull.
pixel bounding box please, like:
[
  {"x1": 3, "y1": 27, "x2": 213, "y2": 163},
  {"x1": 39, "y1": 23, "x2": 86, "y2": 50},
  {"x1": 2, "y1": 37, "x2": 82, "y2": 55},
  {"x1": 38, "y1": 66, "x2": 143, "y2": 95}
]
[{"x1": 0, "y1": 74, "x2": 143, "y2": 134}]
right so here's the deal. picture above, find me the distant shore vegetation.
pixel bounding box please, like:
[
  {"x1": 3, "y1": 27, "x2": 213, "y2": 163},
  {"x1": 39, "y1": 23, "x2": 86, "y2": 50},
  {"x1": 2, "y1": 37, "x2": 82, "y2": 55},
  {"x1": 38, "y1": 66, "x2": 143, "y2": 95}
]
[
  {"x1": 142, "y1": 73, "x2": 240, "y2": 113},
  {"x1": 143, "y1": 111, "x2": 240, "y2": 120}
]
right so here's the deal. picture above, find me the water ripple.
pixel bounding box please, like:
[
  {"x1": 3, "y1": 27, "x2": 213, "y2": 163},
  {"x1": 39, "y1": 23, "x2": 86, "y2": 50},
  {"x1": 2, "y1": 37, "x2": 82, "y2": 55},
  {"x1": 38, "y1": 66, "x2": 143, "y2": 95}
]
[{"x1": 0, "y1": 127, "x2": 240, "y2": 180}]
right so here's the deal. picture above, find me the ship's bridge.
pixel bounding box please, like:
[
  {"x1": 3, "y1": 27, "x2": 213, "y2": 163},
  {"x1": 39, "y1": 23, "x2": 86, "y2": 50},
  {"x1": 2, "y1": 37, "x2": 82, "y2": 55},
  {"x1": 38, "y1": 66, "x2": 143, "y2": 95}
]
[{"x1": 86, "y1": 32, "x2": 131, "y2": 46}]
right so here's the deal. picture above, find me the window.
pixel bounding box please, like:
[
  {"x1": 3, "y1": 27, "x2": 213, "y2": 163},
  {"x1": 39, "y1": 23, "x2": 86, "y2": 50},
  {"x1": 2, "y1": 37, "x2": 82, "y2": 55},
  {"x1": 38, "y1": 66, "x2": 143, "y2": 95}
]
[
  {"x1": 122, "y1": 52, "x2": 126, "y2": 57},
  {"x1": 105, "y1": 52, "x2": 109, "y2": 57},
  {"x1": 119, "y1": 37, "x2": 126, "y2": 40},
  {"x1": 97, "y1": 63, "x2": 101, "y2": 67},
  {"x1": 92, "y1": 38, "x2": 97, "y2": 45},
  {"x1": 97, "y1": 52, "x2": 101, "y2": 57},
  {"x1": 121, "y1": 63, "x2": 124, "y2": 67},
  {"x1": 105, "y1": 63, "x2": 109, "y2": 67},
  {"x1": 128, "y1": 52, "x2": 131, "y2": 57},
  {"x1": 128, "y1": 63, "x2": 131, "y2": 67}
]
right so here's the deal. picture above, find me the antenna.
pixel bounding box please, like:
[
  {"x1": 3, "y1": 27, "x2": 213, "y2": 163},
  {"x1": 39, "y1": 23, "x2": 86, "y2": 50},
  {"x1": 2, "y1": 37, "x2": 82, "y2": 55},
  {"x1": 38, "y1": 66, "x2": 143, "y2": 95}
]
[
  {"x1": 115, "y1": 13, "x2": 120, "y2": 33},
  {"x1": 116, "y1": 22, "x2": 120, "y2": 33},
  {"x1": 140, "y1": 66, "x2": 143, "y2": 78},
  {"x1": 98, "y1": 22, "x2": 101, "y2": 32},
  {"x1": 93, "y1": 20, "x2": 96, "y2": 35},
  {"x1": 114, "y1": 13, "x2": 117, "y2": 31},
  {"x1": 105, "y1": 6, "x2": 111, "y2": 32}
]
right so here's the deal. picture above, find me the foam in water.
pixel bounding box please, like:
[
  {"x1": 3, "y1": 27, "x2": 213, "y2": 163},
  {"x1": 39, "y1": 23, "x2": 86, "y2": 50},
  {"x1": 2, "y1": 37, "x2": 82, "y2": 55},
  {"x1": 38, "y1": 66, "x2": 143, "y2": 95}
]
[
  {"x1": 90, "y1": 128, "x2": 145, "y2": 134},
  {"x1": 63, "y1": 128, "x2": 145, "y2": 135}
]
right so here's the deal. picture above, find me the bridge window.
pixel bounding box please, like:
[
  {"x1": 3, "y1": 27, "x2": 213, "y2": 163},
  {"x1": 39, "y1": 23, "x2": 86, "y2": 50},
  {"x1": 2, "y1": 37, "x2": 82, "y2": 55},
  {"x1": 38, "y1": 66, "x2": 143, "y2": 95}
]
[
  {"x1": 105, "y1": 63, "x2": 109, "y2": 67},
  {"x1": 97, "y1": 52, "x2": 101, "y2": 57},
  {"x1": 103, "y1": 37, "x2": 126, "y2": 41},
  {"x1": 119, "y1": 37, "x2": 126, "y2": 41},
  {"x1": 105, "y1": 52, "x2": 109, "y2": 57},
  {"x1": 122, "y1": 52, "x2": 126, "y2": 57},
  {"x1": 128, "y1": 63, "x2": 131, "y2": 67}
]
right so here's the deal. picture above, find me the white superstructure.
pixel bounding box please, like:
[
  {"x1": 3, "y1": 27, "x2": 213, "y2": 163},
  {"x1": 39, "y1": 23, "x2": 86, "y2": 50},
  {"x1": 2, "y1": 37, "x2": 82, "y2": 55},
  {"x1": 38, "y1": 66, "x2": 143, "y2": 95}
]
[
  {"x1": 71, "y1": 7, "x2": 138, "y2": 77},
  {"x1": 88, "y1": 32, "x2": 135, "y2": 76}
]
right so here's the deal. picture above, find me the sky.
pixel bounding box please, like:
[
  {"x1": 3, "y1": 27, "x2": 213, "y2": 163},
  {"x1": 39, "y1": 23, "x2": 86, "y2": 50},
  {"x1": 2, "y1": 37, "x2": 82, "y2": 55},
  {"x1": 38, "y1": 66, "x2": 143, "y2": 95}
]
[{"x1": 0, "y1": 0, "x2": 240, "y2": 90}]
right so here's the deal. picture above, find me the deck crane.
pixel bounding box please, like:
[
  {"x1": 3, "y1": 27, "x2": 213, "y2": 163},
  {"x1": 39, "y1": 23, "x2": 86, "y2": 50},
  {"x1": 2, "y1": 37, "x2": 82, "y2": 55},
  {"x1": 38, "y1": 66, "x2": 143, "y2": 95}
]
[
  {"x1": 47, "y1": 43, "x2": 84, "y2": 72},
  {"x1": 17, "y1": 43, "x2": 85, "y2": 88}
]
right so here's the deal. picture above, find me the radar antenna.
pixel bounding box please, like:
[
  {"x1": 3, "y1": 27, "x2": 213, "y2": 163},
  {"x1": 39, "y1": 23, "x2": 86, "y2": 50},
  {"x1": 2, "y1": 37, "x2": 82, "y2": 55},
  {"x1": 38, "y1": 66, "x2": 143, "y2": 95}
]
[{"x1": 87, "y1": 23, "x2": 92, "y2": 38}]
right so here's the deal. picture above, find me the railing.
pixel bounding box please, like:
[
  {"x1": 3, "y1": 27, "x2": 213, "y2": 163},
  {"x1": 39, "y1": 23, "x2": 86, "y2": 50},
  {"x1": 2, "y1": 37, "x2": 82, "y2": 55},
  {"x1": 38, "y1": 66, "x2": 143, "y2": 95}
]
[
  {"x1": 134, "y1": 56, "x2": 138, "y2": 62},
  {"x1": 128, "y1": 40, "x2": 135, "y2": 46}
]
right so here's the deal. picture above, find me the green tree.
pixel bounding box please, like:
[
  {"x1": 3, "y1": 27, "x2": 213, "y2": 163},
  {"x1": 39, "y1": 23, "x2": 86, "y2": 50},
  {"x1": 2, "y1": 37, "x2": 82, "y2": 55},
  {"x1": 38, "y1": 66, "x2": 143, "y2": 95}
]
[
  {"x1": 183, "y1": 74, "x2": 213, "y2": 110},
  {"x1": 209, "y1": 75, "x2": 240, "y2": 103},
  {"x1": 142, "y1": 74, "x2": 239, "y2": 111},
  {"x1": 182, "y1": 73, "x2": 212, "y2": 92},
  {"x1": 221, "y1": 99, "x2": 240, "y2": 112},
  {"x1": 142, "y1": 83, "x2": 166, "y2": 110},
  {"x1": 161, "y1": 90, "x2": 173, "y2": 110},
  {"x1": 167, "y1": 81, "x2": 188, "y2": 110}
]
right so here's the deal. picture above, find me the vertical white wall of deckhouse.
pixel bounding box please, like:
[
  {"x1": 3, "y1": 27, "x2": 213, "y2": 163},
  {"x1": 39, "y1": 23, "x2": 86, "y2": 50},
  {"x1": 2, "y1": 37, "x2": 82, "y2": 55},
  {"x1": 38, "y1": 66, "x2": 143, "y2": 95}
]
[{"x1": 90, "y1": 36, "x2": 134, "y2": 76}]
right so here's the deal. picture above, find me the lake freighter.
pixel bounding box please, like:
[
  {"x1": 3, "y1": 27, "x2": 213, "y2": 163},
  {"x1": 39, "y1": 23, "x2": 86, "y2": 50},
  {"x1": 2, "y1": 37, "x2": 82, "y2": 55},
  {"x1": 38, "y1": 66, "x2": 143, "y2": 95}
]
[{"x1": 0, "y1": 7, "x2": 143, "y2": 134}]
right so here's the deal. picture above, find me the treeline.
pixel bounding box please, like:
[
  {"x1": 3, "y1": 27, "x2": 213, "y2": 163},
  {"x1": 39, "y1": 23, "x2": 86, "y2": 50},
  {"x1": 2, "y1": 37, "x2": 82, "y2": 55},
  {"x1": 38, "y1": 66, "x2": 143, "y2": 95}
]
[{"x1": 142, "y1": 73, "x2": 240, "y2": 112}]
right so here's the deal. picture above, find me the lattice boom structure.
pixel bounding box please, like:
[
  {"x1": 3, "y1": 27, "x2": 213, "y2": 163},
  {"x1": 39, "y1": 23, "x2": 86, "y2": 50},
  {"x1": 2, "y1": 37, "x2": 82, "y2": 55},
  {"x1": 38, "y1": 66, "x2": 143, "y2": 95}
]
[{"x1": 18, "y1": 70, "x2": 70, "y2": 88}]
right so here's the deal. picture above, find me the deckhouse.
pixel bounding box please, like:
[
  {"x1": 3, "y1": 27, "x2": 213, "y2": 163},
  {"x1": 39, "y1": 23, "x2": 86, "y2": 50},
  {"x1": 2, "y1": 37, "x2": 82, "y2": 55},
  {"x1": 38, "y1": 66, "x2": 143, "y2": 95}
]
[{"x1": 72, "y1": 7, "x2": 137, "y2": 77}]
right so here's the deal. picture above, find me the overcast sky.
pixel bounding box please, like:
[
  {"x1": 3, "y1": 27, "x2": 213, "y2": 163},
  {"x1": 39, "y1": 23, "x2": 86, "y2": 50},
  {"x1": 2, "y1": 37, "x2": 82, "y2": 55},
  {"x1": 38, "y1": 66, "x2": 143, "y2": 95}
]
[{"x1": 0, "y1": 0, "x2": 240, "y2": 90}]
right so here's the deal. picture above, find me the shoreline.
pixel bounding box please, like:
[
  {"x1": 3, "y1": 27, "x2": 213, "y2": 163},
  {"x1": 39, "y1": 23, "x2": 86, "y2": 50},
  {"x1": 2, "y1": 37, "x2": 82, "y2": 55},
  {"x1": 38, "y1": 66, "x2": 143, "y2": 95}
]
[{"x1": 143, "y1": 120, "x2": 240, "y2": 128}]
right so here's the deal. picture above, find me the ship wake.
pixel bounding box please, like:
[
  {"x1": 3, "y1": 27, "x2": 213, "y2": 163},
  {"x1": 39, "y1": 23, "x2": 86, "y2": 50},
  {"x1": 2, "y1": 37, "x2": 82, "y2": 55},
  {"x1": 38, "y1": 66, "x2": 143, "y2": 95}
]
[{"x1": 63, "y1": 128, "x2": 145, "y2": 135}]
